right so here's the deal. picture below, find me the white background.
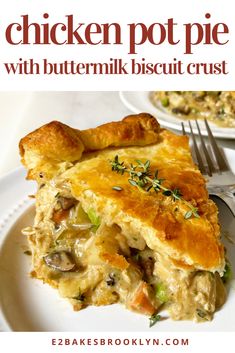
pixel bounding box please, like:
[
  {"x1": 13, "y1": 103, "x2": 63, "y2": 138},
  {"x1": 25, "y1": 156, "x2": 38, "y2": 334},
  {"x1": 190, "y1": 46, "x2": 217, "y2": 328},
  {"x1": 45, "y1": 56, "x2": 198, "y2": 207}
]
[
  {"x1": 0, "y1": 91, "x2": 234, "y2": 177},
  {"x1": 0, "y1": 92, "x2": 130, "y2": 175},
  {"x1": 0, "y1": 332, "x2": 233, "y2": 353}
]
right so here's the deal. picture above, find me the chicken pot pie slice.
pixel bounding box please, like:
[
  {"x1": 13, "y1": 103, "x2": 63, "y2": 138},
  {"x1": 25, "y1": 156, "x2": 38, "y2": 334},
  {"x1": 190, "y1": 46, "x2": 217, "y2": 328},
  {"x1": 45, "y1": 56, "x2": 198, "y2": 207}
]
[{"x1": 20, "y1": 113, "x2": 228, "y2": 322}]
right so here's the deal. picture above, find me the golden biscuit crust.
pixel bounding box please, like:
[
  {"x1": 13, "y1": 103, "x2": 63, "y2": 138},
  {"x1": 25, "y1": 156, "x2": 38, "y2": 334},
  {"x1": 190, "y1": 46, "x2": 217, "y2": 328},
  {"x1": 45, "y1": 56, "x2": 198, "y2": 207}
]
[
  {"x1": 19, "y1": 115, "x2": 224, "y2": 273},
  {"x1": 19, "y1": 113, "x2": 160, "y2": 180},
  {"x1": 19, "y1": 120, "x2": 85, "y2": 163},
  {"x1": 79, "y1": 113, "x2": 160, "y2": 151},
  {"x1": 64, "y1": 131, "x2": 224, "y2": 272}
]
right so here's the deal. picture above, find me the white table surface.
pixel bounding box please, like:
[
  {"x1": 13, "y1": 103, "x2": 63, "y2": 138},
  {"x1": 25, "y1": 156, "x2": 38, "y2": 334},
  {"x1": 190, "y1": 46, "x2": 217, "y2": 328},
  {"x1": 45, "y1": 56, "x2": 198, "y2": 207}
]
[
  {"x1": 0, "y1": 92, "x2": 131, "y2": 177},
  {"x1": 0, "y1": 91, "x2": 234, "y2": 177}
]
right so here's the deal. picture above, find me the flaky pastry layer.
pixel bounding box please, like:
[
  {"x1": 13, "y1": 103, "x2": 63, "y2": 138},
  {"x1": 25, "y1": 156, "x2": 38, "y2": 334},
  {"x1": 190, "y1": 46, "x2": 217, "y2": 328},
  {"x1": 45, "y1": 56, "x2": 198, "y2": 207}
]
[{"x1": 19, "y1": 114, "x2": 224, "y2": 273}]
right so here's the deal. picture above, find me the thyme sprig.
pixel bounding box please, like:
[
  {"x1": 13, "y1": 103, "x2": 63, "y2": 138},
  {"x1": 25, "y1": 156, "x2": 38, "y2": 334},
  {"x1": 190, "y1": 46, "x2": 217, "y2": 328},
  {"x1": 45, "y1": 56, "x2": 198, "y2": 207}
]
[
  {"x1": 110, "y1": 155, "x2": 199, "y2": 219},
  {"x1": 149, "y1": 313, "x2": 161, "y2": 327}
]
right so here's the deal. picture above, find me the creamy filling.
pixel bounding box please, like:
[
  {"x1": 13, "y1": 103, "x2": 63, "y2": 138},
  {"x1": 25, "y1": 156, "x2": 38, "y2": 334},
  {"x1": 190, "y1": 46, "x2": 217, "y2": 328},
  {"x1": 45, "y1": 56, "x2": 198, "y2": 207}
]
[
  {"x1": 23, "y1": 181, "x2": 227, "y2": 321},
  {"x1": 151, "y1": 91, "x2": 235, "y2": 128}
]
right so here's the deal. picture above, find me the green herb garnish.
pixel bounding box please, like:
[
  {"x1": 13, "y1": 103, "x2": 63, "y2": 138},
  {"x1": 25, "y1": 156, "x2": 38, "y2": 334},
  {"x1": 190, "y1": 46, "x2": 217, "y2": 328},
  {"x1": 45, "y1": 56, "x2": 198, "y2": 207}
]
[
  {"x1": 87, "y1": 208, "x2": 101, "y2": 231},
  {"x1": 112, "y1": 186, "x2": 123, "y2": 191},
  {"x1": 222, "y1": 262, "x2": 233, "y2": 283},
  {"x1": 110, "y1": 156, "x2": 199, "y2": 220},
  {"x1": 161, "y1": 97, "x2": 169, "y2": 107},
  {"x1": 155, "y1": 283, "x2": 168, "y2": 303},
  {"x1": 149, "y1": 313, "x2": 161, "y2": 327}
]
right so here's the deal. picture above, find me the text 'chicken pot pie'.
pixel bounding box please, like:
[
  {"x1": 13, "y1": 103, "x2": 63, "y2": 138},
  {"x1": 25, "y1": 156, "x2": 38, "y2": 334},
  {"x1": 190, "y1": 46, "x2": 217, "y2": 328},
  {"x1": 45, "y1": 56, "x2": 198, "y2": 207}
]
[{"x1": 19, "y1": 113, "x2": 230, "y2": 324}]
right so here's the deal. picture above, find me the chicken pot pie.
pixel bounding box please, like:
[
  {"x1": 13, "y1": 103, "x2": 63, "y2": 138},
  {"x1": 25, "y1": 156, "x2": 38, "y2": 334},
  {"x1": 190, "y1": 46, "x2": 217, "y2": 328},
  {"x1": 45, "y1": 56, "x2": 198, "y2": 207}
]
[
  {"x1": 151, "y1": 91, "x2": 235, "y2": 127},
  {"x1": 19, "y1": 113, "x2": 229, "y2": 323}
]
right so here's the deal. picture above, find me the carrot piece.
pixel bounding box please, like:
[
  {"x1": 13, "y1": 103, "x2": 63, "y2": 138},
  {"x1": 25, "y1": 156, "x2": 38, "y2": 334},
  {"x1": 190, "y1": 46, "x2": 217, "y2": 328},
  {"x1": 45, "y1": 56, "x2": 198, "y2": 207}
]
[
  {"x1": 129, "y1": 281, "x2": 156, "y2": 315},
  {"x1": 52, "y1": 209, "x2": 69, "y2": 224}
]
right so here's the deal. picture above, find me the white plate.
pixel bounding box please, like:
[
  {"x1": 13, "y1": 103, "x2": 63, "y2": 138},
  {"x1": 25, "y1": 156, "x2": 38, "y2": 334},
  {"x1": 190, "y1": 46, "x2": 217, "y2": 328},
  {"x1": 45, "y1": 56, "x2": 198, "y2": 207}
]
[
  {"x1": 120, "y1": 91, "x2": 235, "y2": 139},
  {"x1": 0, "y1": 164, "x2": 235, "y2": 332}
]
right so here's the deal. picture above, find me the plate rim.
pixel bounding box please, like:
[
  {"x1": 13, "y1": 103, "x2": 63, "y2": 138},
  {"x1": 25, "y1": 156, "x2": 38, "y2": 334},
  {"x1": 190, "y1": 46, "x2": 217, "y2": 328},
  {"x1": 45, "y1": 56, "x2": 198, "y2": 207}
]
[{"x1": 119, "y1": 91, "x2": 235, "y2": 139}]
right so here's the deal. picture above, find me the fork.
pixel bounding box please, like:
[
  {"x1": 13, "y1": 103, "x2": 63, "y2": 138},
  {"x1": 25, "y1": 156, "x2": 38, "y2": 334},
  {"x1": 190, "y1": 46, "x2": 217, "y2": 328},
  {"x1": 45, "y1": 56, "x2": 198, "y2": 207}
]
[{"x1": 182, "y1": 119, "x2": 235, "y2": 216}]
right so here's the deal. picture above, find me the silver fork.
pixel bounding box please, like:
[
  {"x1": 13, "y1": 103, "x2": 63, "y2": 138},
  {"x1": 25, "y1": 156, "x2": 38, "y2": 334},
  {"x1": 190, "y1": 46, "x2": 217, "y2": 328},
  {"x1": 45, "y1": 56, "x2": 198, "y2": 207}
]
[{"x1": 182, "y1": 119, "x2": 235, "y2": 216}]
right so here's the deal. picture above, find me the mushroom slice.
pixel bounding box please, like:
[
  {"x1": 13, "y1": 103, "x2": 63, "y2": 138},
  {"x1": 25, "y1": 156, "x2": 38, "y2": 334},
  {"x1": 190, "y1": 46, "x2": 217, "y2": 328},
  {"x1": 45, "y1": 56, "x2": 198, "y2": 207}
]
[
  {"x1": 44, "y1": 251, "x2": 75, "y2": 272},
  {"x1": 58, "y1": 197, "x2": 76, "y2": 210}
]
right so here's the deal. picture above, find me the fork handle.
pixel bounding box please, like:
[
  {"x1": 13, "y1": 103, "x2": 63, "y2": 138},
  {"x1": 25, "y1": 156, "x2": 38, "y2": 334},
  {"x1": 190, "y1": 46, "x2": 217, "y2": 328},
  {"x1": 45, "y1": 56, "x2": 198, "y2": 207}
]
[{"x1": 210, "y1": 190, "x2": 235, "y2": 217}]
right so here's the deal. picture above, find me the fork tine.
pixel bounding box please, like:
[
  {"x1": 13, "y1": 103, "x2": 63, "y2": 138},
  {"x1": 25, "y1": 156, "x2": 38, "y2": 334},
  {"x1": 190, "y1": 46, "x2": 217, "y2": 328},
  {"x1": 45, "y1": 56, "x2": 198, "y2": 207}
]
[
  {"x1": 204, "y1": 119, "x2": 228, "y2": 171},
  {"x1": 181, "y1": 122, "x2": 186, "y2": 135},
  {"x1": 188, "y1": 120, "x2": 207, "y2": 174},
  {"x1": 195, "y1": 120, "x2": 215, "y2": 176}
]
